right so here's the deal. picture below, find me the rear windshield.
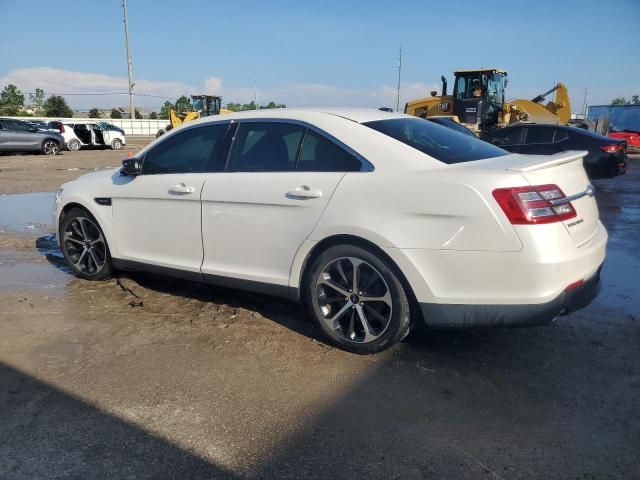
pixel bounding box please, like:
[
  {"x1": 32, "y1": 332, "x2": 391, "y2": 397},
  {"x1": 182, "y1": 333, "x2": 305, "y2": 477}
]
[{"x1": 364, "y1": 117, "x2": 508, "y2": 164}]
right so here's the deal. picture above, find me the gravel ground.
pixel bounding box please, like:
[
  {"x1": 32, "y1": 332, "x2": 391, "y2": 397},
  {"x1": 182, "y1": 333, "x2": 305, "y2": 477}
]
[{"x1": 0, "y1": 150, "x2": 638, "y2": 479}]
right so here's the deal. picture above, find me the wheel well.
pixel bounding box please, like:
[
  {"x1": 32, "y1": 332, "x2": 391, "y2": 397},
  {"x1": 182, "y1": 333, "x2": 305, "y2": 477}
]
[
  {"x1": 58, "y1": 202, "x2": 90, "y2": 230},
  {"x1": 298, "y1": 234, "x2": 421, "y2": 318}
]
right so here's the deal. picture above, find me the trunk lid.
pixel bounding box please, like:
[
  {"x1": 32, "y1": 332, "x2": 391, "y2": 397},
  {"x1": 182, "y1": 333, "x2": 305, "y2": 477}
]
[{"x1": 507, "y1": 150, "x2": 599, "y2": 246}]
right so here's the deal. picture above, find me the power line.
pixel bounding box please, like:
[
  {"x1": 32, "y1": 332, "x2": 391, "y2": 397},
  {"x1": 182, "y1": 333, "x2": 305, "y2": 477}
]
[{"x1": 22, "y1": 91, "x2": 178, "y2": 100}]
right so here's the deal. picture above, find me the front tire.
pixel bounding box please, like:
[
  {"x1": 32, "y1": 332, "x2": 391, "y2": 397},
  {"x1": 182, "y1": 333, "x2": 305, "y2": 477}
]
[
  {"x1": 59, "y1": 208, "x2": 112, "y2": 280},
  {"x1": 306, "y1": 244, "x2": 411, "y2": 354},
  {"x1": 41, "y1": 139, "x2": 60, "y2": 155},
  {"x1": 111, "y1": 138, "x2": 123, "y2": 150}
]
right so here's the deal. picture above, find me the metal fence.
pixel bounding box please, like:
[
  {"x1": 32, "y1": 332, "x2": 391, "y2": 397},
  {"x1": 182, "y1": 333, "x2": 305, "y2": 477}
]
[{"x1": 9, "y1": 117, "x2": 166, "y2": 136}]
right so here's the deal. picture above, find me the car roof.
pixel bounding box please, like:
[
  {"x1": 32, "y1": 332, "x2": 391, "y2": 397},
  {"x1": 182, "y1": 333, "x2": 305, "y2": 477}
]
[{"x1": 188, "y1": 108, "x2": 411, "y2": 126}]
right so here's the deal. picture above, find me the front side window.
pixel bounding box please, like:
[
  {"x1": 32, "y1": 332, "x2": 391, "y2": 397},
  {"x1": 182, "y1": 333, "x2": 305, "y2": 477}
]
[
  {"x1": 298, "y1": 130, "x2": 361, "y2": 172},
  {"x1": 554, "y1": 128, "x2": 569, "y2": 142},
  {"x1": 486, "y1": 72, "x2": 505, "y2": 105},
  {"x1": 142, "y1": 124, "x2": 228, "y2": 174},
  {"x1": 364, "y1": 118, "x2": 507, "y2": 164},
  {"x1": 454, "y1": 73, "x2": 482, "y2": 100},
  {"x1": 228, "y1": 122, "x2": 305, "y2": 172}
]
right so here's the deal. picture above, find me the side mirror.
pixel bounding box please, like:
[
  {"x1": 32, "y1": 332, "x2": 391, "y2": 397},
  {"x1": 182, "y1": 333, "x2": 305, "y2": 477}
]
[{"x1": 121, "y1": 158, "x2": 142, "y2": 176}]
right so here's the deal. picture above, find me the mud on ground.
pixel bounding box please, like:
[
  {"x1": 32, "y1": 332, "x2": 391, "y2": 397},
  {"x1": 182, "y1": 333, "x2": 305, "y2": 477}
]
[{"x1": 0, "y1": 151, "x2": 638, "y2": 479}]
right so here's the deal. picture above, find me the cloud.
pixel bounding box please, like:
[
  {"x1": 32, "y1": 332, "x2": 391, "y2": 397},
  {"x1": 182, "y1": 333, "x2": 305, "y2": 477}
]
[{"x1": 0, "y1": 67, "x2": 437, "y2": 112}]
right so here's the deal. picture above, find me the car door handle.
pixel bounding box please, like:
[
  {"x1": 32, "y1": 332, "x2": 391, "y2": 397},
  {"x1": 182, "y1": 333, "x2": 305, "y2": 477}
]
[
  {"x1": 169, "y1": 183, "x2": 195, "y2": 194},
  {"x1": 285, "y1": 185, "x2": 323, "y2": 199}
]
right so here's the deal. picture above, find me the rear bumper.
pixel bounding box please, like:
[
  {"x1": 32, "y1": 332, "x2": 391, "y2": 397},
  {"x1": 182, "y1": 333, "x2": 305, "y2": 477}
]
[{"x1": 419, "y1": 265, "x2": 602, "y2": 328}]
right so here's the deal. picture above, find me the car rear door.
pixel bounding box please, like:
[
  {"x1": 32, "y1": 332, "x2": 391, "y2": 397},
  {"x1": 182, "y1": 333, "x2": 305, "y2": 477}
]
[
  {"x1": 111, "y1": 123, "x2": 229, "y2": 273},
  {"x1": 200, "y1": 121, "x2": 360, "y2": 290}
]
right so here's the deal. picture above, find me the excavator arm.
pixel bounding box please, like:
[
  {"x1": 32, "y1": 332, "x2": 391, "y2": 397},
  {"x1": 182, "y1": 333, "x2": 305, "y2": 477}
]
[{"x1": 504, "y1": 83, "x2": 571, "y2": 126}]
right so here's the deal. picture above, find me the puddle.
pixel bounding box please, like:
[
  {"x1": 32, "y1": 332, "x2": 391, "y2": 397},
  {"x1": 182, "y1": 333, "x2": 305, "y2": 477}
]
[
  {"x1": 0, "y1": 249, "x2": 70, "y2": 292},
  {"x1": 0, "y1": 192, "x2": 55, "y2": 233},
  {"x1": 594, "y1": 248, "x2": 640, "y2": 317}
]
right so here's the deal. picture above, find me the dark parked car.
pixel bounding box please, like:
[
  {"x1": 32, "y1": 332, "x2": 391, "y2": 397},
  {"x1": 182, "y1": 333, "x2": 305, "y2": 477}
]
[
  {"x1": 482, "y1": 124, "x2": 627, "y2": 179},
  {"x1": 427, "y1": 117, "x2": 476, "y2": 136},
  {"x1": 0, "y1": 118, "x2": 65, "y2": 155}
]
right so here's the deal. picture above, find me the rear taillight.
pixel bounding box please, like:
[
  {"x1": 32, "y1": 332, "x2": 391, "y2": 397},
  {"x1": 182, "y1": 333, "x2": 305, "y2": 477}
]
[
  {"x1": 492, "y1": 184, "x2": 577, "y2": 225},
  {"x1": 600, "y1": 144, "x2": 624, "y2": 153},
  {"x1": 60, "y1": 123, "x2": 65, "y2": 133}
]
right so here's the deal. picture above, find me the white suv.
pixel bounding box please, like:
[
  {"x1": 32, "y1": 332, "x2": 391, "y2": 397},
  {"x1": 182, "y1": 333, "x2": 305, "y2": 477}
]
[
  {"x1": 54, "y1": 109, "x2": 606, "y2": 353},
  {"x1": 63, "y1": 122, "x2": 126, "y2": 151}
]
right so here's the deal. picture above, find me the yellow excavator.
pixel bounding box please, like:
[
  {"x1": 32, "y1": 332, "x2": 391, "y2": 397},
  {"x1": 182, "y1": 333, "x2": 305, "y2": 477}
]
[
  {"x1": 404, "y1": 69, "x2": 571, "y2": 136},
  {"x1": 156, "y1": 94, "x2": 231, "y2": 137}
]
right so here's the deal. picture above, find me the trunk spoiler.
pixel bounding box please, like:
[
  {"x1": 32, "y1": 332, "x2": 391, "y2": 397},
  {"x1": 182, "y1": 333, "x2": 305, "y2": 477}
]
[{"x1": 507, "y1": 150, "x2": 588, "y2": 172}]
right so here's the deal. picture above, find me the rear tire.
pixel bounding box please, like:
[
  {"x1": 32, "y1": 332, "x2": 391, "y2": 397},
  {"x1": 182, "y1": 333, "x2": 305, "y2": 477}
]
[
  {"x1": 306, "y1": 244, "x2": 411, "y2": 354},
  {"x1": 59, "y1": 208, "x2": 112, "y2": 281},
  {"x1": 67, "y1": 139, "x2": 81, "y2": 151},
  {"x1": 41, "y1": 139, "x2": 60, "y2": 155}
]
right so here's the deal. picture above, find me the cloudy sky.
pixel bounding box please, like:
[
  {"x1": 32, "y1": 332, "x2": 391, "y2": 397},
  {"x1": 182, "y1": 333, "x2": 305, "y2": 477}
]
[{"x1": 1, "y1": 0, "x2": 638, "y2": 113}]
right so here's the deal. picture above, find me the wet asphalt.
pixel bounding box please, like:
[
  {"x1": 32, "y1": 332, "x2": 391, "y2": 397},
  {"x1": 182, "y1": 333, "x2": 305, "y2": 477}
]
[{"x1": 0, "y1": 156, "x2": 638, "y2": 479}]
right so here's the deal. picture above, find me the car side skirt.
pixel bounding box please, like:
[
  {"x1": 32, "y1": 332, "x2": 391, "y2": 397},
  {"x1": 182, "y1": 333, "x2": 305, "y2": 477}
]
[{"x1": 111, "y1": 258, "x2": 298, "y2": 301}]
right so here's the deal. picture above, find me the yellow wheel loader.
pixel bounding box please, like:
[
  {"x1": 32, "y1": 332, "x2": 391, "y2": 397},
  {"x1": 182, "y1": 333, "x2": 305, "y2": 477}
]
[
  {"x1": 156, "y1": 95, "x2": 226, "y2": 138},
  {"x1": 404, "y1": 69, "x2": 571, "y2": 136}
]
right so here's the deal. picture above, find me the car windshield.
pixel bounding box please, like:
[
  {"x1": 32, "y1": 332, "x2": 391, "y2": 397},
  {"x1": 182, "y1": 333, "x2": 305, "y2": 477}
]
[{"x1": 363, "y1": 117, "x2": 508, "y2": 163}]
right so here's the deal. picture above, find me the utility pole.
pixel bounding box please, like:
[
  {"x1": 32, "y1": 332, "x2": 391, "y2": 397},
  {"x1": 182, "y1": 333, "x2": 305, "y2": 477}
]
[
  {"x1": 254, "y1": 71, "x2": 258, "y2": 109},
  {"x1": 396, "y1": 46, "x2": 403, "y2": 112},
  {"x1": 582, "y1": 86, "x2": 588, "y2": 116},
  {"x1": 122, "y1": 0, "x2": 135, "y2": 119}
]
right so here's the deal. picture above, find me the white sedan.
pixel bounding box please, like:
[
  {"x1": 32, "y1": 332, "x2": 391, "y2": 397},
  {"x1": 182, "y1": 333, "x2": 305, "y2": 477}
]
[{"x1": 54, "y1": 109, "x2": 606, "y2": 353}]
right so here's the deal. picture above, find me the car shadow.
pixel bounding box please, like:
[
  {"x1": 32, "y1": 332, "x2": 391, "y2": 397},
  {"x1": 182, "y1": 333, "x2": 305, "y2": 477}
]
[{"x1": 0, "y1": 361, "x2": 239, "y2": 479}]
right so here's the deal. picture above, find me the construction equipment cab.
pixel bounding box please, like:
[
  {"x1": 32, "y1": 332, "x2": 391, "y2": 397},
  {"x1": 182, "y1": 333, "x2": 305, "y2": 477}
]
[
  {"x1": 157, "y1": 95, "x2": 222, "y2": 137},
  {"x1": 405, "y1": 69, "x2": 507, "y2": 135},
  {"x1": 406, "y1": 69, "x2": 572, "y2": 136}
]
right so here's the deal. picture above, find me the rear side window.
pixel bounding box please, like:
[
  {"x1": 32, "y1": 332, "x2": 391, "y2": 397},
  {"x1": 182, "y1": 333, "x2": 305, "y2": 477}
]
[
  {"x1": 142, "y1": 124, "x2": 227, "y2": 174},
  {"x1": 525, "y1": 126, "x2": 555, "y2": 144},
  {"x1": 298, "y1": 130, "x2": 361, "y2": 172},
  {"x1": 486, "y1": 127, "x2": 524, "y2": 146},
  {"x1": 228, "y1": 122, "x2": 305, "y2": 172},
  {"x1": 364, "y1": 118, "x2": 507, "y2": 164}
]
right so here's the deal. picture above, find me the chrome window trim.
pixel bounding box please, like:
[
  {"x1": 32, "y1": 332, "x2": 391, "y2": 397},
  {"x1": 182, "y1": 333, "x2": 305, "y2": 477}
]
[{"x1": 227, "y1": 118, "x2": 374, "y2": 172}]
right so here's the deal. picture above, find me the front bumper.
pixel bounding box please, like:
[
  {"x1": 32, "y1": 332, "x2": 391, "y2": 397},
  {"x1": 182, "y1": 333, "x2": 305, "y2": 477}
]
[{"x1": 419, "y1": 265, "x2": 602, "y2": 328}]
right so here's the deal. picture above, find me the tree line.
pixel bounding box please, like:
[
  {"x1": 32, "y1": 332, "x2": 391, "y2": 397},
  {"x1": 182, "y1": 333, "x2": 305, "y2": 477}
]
[
  {"x1": 1, "y1": 84, "x2": 287, "y2": 119},
  {"x1": 0, "y1": 84, "x2": 74, "y2": 117},
  {"x1": 611, "y1": 95, "x2": 639, "y2": 105}
]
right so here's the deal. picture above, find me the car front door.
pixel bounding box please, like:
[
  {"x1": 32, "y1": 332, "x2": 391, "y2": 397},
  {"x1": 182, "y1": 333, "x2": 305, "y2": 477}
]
[
  {"x1": 200, "y1": 121, "x2": 362, "y2": 291},
  {"x1": 5, "y1": 119, "x2": 39, "y2": 150},
  {"x1": 0, "y1": 120, "x2": 12, "y2": 150},
  {"x1": 111, "y1": 123, "x2": 229, "y2": 274}
]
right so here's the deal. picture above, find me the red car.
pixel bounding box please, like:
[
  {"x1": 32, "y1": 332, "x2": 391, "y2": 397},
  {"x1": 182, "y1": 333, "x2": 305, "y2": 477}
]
[{"x1": 609, "y1": 131, "x2": 640, "y2": 151}]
